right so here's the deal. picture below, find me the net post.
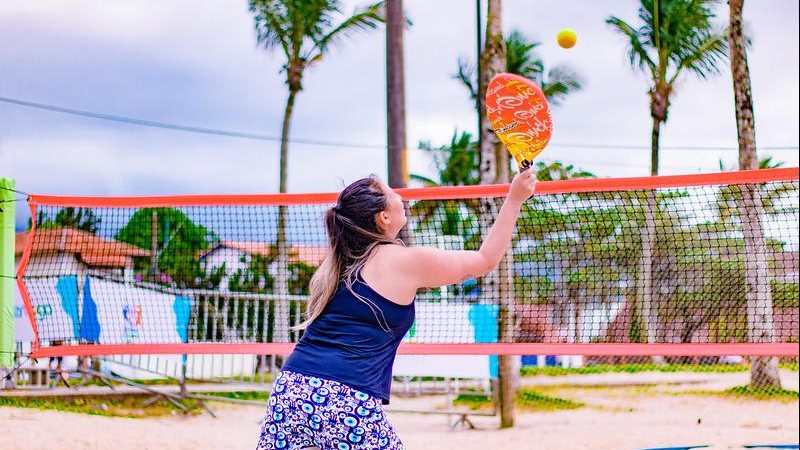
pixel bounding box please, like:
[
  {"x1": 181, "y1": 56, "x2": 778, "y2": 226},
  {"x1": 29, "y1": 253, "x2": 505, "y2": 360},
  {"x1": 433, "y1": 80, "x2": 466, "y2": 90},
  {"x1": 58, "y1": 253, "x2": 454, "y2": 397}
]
[{"x1": 0, "y1": 178, "x2": 16, "y2": 375}]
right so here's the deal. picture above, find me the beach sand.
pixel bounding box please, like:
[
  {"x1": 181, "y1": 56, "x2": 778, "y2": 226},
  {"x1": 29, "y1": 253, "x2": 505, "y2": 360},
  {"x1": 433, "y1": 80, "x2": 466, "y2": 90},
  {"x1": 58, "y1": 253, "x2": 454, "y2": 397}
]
[{"x1": 1, "y1": 377, "x2": 797, "y2": 450}]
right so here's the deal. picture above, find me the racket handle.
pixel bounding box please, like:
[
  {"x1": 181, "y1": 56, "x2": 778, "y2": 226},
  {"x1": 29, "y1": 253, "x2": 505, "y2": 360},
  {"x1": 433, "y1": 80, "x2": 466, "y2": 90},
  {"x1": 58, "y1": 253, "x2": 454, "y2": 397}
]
[{"x1": 518, "y1": 159, "x2": 532, "y2": 173}]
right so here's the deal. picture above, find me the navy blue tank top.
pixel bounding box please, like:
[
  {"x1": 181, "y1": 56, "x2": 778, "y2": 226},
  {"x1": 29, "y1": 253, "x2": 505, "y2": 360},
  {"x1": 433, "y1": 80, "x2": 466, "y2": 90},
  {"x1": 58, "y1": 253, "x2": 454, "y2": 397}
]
[{"x1": 282, "y1": 273, "x2": 415, "y2": 404}]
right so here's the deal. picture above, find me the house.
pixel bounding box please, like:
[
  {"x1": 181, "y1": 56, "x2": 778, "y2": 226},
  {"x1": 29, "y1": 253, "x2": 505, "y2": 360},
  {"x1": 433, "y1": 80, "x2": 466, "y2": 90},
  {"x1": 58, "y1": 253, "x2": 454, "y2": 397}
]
[
  {"x1": 13, "y1": 227, "x2": 152, "y2": 345},
  {"x1": 515, "y1": 303, "x2": 561, "y2": 344},
  {"x1": 199, "y1": 240, "x2": 327, "y2": 292},
  {"x1": 15, "y1": 227, "x2": 150, "y2": 281},
  {"x1": 772, "y1": 251, "x2": 799, "y2": 283}
]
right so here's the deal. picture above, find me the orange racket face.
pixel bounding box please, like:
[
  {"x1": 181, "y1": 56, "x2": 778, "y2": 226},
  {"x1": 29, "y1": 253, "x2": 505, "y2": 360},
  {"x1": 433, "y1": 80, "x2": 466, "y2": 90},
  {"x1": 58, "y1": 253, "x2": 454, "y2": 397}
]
[{"x1": 485, "y1": 73, "x2": 553, "y2": 171}]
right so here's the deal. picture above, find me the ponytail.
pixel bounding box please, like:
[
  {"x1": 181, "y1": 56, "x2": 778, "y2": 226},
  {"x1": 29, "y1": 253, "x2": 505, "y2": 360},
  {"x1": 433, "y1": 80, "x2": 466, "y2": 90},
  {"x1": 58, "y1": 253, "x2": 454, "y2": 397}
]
[
  {"x1": 293, "y1": 176, "x2": 399, "y2": 331},
  {"x1": 293, "y1": 209, "x2": 342, "y2": 329}
]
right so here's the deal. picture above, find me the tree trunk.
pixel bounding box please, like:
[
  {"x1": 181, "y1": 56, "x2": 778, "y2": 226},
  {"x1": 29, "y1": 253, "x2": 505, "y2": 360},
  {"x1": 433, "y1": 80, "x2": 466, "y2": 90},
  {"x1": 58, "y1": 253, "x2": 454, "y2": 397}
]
[
  {"x1": 274, "y1": 88, "x2": 298, "y2": 344},
  {"x1": 573, "y1": 287, "x2": 584, "y2": 368},
  {"x1": 728, "y1": 0, "x2": 781, "y2": 388},
  {"x1": 740, "y1": 184, "x2": 780, "y2": 387},
  {"x1": 387, "y1": 0, "x2": 407, "y2": 190},
  {"x1": 386, "y1": 0, "x2": 412, "y2": 245},
  {"x1": 478, "y1": 10, "x2": 504, "y2": 185},
  {"x1": 639, "y1": 117, "x2": 663, "y2": 363},
  {"x1": 151, "y1": 211, "x2": 159, "y2": 277},
  {"x1": 478, "y1": 0, "x2": 505, "y2": 186},
  {"x1": 475, "y1": 0, "x2": 483, "y2": 167},
  {"x1": 496, "y1": 243, "x2": 516, "y2": 423},
  {"x1": 640, "y1": 188, "x2": 658, "y2": 346},
  {"x1": 478, "y1": 0, "x2": 515, "y2": 429},
  {"x1": 650, "y1": 117, "x2": 660, "y2": 176}
]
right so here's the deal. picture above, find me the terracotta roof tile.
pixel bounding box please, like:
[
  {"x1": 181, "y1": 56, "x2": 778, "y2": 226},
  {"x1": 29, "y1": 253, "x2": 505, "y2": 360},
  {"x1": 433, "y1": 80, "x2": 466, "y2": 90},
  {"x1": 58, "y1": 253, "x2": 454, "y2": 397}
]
[
  {"x1": 208, "y1": 240, "x2": 327, "y2": 266},
  {"x1": 15, "y1": 228, "x2": 150, "y2": 268}
]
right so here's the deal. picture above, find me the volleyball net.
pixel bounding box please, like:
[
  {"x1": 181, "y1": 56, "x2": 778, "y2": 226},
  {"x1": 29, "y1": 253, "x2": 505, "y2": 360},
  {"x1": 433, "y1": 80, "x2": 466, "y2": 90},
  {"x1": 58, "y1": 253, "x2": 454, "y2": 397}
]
[{"x1": 16, "y1": 168, "x2": 799, "y2": 366}]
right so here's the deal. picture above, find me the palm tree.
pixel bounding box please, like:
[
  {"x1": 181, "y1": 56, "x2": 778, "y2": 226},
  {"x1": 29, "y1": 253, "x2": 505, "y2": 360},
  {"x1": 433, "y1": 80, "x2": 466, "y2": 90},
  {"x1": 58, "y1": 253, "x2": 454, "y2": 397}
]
[
  {"x1": 607, "y1": 0, "x2": 728, "y2": 176},
  {"x1": 249, "y1": 0, "x2": 385, "y2": 342},
  {"x1": 607, "y1": 0, "x2": 728, "y2": 350},
  {"x1": 457, "y1": 30, "x2": 583, "y2": 108},
  {"x1": 413, "y1": 6, "x2": 582, "y2": 430},
  {"x1": 410, "y1": 132, "x2": 482, "y2": 256},
  {"x1": 728, "y1": 0, "x2": 781, "y2": 389},
  {"x1": 412, "y1": 131, "x2": 479, "y2": 234},
  {"x1": 33, "y1": 207, "x2": 100, "y2": 234},
  {"x1": 474, "y1": 0, "x2": 517, "y2": 429},
  {"x1": 410, "y1": 134, "x2": 599, "y2": 269},
  {"x1": 413, "y1": 131, "x2": 480, "y2": 188},
  {"x1": 755, "y1": 156, "x2": 783, "y2": 171},
  {"x1": 717, "y1": 157, "x2": 796, "y2": 223},
  {"x1": 719, "y1": 155, "x2": 784, "y2": 172}
]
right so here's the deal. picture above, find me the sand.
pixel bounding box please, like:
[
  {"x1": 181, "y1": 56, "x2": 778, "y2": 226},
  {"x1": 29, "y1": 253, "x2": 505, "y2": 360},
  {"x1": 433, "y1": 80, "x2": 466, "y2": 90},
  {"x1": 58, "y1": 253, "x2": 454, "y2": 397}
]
[{"x1": 1, "y1": 374, "x2": 798, "y2": 450}]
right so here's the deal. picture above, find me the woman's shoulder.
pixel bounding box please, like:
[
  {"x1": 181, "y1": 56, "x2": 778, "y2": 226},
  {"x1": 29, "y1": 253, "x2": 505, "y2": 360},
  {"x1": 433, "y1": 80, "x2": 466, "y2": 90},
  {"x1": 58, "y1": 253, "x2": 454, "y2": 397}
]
[
  {"x1": 370, "y1": 243, "x2": 435, "y2": 277},
  {"x1": 362, "y1": 244, "x2": 418, "y2": 305},
  {"x1": 375, "y1": 242, "x2": 441, "y2": 260},
  {"x1": 373, "y1": 242, "x2": 414, "y2": 261}
]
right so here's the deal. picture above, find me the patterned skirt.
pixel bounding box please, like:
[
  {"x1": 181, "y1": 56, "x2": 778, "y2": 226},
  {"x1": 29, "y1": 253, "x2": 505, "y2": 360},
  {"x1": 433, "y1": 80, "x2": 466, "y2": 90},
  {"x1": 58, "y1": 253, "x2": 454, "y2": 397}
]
[{"x1": 256, "y1": 370, "x2": 404, "y2": 450}]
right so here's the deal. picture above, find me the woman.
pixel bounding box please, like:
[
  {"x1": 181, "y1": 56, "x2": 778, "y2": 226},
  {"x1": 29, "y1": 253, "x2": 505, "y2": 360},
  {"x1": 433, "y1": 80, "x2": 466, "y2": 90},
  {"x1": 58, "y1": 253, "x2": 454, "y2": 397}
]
[{"x1": 257, "y1": 170, "x2": 537, "y2": 450}]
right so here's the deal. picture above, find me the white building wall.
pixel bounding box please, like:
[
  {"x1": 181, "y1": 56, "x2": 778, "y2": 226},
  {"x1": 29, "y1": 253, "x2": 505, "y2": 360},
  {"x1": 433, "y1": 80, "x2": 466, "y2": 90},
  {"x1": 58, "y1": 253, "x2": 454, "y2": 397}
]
[{"x1": 203, "y1": 248, "x2": 248, "y2": 292}]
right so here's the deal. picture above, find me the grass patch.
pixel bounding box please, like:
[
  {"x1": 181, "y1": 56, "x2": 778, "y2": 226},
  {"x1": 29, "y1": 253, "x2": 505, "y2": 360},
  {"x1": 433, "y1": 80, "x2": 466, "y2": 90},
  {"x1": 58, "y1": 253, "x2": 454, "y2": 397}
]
[
  {"x1": 131, "y1": 374, "x2": 273, "y2": 385},
  {"x1": 393, "y1": 376, "x2": 452, "y2": 382},
  {"x1": 681, "y1": 385, "x2": 799, "y2": 403},
  {"x1": 0, "y1": 394, "x2": 203, "y2": 418},
  {"x1": 453, "y1": 388, "x2": 584, "y2": 412},
  {"x1": 725, "y1": 385, "x2": 800, "y2": 401},
  {"x1": 203, "y1": 391, "x2": 270, "y2": 402},
  {"x1": 534, "y1": 383, "x2": 660, "y2": 394},
  {"x1": 103, "y1": 373, "x2": 273, "y2": 386},
  {"x1": 520, "y1": 363, "x2": 751, "y2": 377},
  {"x1": 452, "y1": 393, "x2": 493, "y2": 411},
  {"x1": 779, "y1": 361, "x2": 799, "y2": 372},
  {"x1": 207, "y1": 374, "x2": 274, "y2": 384},
  {"x1": 516, "y1": 388, "x2": 585, "y2": 411},
  {"x1": 128, "y1": 378, "x2": 183, "y2": 386}
]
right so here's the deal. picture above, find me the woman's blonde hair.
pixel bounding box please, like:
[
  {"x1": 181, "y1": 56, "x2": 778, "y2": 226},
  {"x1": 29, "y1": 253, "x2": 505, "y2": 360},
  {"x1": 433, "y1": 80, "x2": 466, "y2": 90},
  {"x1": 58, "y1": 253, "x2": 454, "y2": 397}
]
[{"x1": 293, "y1": 175, "x2": 399, "y2": 331}]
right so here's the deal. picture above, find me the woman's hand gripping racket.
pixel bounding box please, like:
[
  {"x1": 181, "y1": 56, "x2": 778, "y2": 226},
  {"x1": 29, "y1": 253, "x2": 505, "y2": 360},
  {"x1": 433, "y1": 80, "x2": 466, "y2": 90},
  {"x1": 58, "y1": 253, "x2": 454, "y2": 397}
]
[{"x1": 485, "y1": 73, "x2": 553, "y2": 172}]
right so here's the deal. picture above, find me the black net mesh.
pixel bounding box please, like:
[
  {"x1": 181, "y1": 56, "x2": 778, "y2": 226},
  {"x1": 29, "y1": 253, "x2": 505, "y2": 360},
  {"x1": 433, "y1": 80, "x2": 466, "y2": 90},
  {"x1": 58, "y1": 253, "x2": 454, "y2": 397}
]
[{"x1": 19, "y1": 178, "x2": 798, "y2": 353}]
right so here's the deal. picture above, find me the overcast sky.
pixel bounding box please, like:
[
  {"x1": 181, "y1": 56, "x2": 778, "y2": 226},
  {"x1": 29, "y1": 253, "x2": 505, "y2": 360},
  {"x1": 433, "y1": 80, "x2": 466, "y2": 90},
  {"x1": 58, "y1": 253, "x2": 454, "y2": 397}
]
[{"x1": 1, "y1": 0, "x2": 798, "y2": 230}]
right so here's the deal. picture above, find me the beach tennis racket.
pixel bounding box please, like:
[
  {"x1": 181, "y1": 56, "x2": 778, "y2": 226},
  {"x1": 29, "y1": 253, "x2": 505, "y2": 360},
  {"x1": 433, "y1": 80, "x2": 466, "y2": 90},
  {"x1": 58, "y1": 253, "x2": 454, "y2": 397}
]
[{"x1": 485, "y1": 73, "x2": 553, "y2": 172}]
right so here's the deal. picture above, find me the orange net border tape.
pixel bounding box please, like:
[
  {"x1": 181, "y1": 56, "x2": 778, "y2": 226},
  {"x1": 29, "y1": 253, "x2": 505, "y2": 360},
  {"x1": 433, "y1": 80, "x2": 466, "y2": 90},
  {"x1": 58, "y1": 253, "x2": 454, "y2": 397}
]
[
  {"x1": 29, "y1": 343, "x2": 800, "y2": 358},
  {"x1": 25, "y1": 167, "x2": 799, "y2": 207}
]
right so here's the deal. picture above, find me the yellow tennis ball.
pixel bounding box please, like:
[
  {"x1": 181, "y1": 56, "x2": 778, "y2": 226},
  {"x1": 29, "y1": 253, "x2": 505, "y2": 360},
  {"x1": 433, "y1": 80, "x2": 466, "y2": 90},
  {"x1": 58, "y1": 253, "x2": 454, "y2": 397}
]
[{"x1": 557, "y1": 28, "x2": 577, "y2": 49}]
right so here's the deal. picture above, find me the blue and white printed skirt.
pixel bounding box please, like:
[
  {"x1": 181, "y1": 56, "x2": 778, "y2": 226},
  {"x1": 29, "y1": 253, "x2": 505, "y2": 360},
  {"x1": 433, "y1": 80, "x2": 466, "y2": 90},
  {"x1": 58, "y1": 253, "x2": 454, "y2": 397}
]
[{"x1": 256, "y1": 370, "x2": 404, "y2": 450}]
